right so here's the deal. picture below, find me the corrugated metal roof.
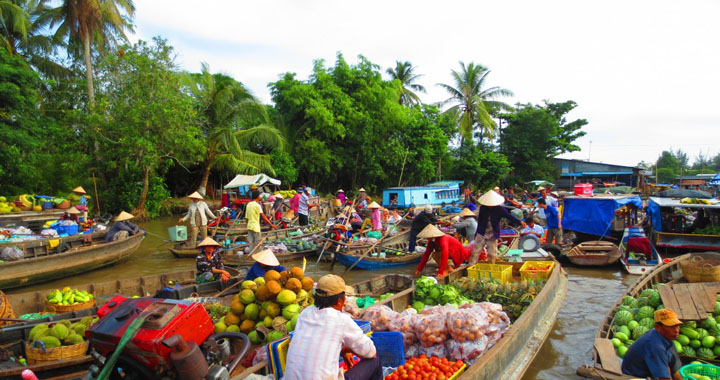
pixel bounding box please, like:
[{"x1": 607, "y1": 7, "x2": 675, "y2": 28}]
[{"x1": 561, "y1": 171, "x2": 633, "y2": 176}]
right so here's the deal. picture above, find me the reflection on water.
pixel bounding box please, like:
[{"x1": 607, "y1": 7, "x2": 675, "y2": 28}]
[{"x1": 8, "y1": 217, "x2": 640, "y2": 379}]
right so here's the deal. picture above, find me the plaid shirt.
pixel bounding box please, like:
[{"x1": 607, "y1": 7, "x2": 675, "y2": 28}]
[
  {"x1": 196, "y1": 251, "x2": 224, "y2": 274},
  {"x1": 284, "y1": 306, "x2": 376, "y2": 380}
]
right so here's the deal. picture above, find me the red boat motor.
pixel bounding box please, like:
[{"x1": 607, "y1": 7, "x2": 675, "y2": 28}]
[{"x1": 86, "y1": 296, "x2": 250, "y2": 380}]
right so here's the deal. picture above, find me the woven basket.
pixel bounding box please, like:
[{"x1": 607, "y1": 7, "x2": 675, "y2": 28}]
[
  {"x1": 681, "y1": 255, "x2": 720, "y2": 283},
  {"x1": 0, "y1": 290, "x2": 16, "y2": 326},
  {"x1": 45, "y1": 298, "x2": 95, "y2": 313},
  {"x1": 57, "y1": 200, "x2": 71, "y2": 209},
  {"x1": 25, "y1": 340, "x2": 89, "y2": 365}
]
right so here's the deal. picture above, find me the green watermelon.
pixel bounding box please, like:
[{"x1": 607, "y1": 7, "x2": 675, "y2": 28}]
[
  {"x1": 636, "y1": 306, "x2": 655, "y2": 320},
  {"x1": 638, "y1": 317, "x2": 655, "y2": 330},
  {"x1": 615, "y1": 310, "x2": 634, "y2": 326},
  {"x1": 684, "y1": 321, "x2": 698, "y2": 329},
  {"x1": 648, "y1": 293, "x2": 661, "y2": 308},
  {"x1": 633, "y1": 326, "x2": 650, "y2": 340},
  {"x1": 715, "y1": 302, "x2": 720, "y2": 316},
  {"x1": 622, "y1": 296, "x2": 637, "y2": 307},
  {"x1": 656, "y1": 304, "x2": 665, "y2": 311},
  {"x1": 678, "y1": 334, "x2": 691, "y2": 346},
  {"x1": 702, "y1": 316, "x2": 717, "y2": 330},
  {"x1": 674, "y1": 340, "x2": 683, "y2": 354},
  {"x1": 640, "y1": 288, "x2": 655, "y2": 298},
  {"x1": 698, "y1": 347, "x2": 716, "y2": 360},
  {"x1": 683, "y1": 346, "x2": 696, "y2": 357},
  {"x1": 697, "y1": 328, "x2": 709, "y2": 339},
  {"x1": 637, "y1": 297, "x2": 649, "y2": 307}
]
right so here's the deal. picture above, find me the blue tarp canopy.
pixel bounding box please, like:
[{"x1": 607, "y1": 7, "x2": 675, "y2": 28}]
[
  {"x1": 710, "y1": 173, "x2": 720, "y2": 186},
  {"x1": 563, "y1": 196, "x2": 643, "y2": 236}
]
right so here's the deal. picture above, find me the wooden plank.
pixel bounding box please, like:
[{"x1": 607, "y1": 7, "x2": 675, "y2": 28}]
[
  {"x1": 687, "y1": 283, "x2": 711, "y2": 316},
  {"x1": 657, "y1": 284, "x2": 681, "y2": 316},
  {"x1": 701, "y1": 283, "x2": 720, "y2": 312},
  {"x1": 674, "y1": 284, "x2": 702, "y2": 320},
  {"x1": 594, "y1": 338, "x2": 623, "y2": 375}
]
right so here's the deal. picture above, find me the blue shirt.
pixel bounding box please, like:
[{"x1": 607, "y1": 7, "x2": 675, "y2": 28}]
[
  {"x1": 465, "y1": 202, "x2": 476, "y2": 212},
  {"x1": 245, "y1": 262, "x2": 287, "y2": 281},
  {"x1": 545, "y1": 205, "x2": 560, "y2": 229},
  {"x1": 621, "y1": 329, "x2": 673, "y2": 379}
]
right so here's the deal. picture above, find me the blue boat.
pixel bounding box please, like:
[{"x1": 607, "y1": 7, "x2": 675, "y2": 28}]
[
  {"x1": 562, "y1": 194, "x2": 643, "y2": 241},
  {"x1": 382, "y1": 180, "x2": 464, "y2": 208},
  {"x1": 334, "y1": 250, "x2": 423, "y2": 270}
]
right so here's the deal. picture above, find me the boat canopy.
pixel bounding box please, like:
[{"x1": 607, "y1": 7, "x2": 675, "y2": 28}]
[
  {"x1": 655, "y1": 188, "x2": 713, "y2": 199},
  {"x1": 647, "y1": 197, "x2": 720, "y2": 232},
  {"x1": 224, "y1": 173, "x2": 280, "y2": 189},
  {"x1": 563, "y1": 195, "x2": 642, "y2": 236}
]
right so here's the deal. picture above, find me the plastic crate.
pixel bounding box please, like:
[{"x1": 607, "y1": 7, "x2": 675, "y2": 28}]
[
  {"x1": 168, "y1": 225, "x2": 188, "y2": 242},
  {"x1": 467, "y1": 263, "x2": 512, "y2": 284},
  {"x1": 448, "y1": 364, "x2": 467, "y2": 380},
  {"x1": 520, "y1": 261, "x2": 556, "y2": 281},
  {"x1": 679, "y1": 363, "x2": 720, "y2": 380},
  {"x1": 370, "y1": 331, "x2": 405, "y2": 367}
]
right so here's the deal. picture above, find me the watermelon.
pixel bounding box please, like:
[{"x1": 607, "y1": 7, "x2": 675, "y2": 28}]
[
  {"x1": 683, "y1": 346, "x2": 696, "y2": 357},
  {"x1": 636, "y1": 306, "x2": 655, "y2": 320},
  {"x1": 715, "y1": 302, "x2": 720, "y2": 316},
  {"x1": 714, "y1": 345, "x2": 720, "y2": 357},
  {"x1": 637, "y1": 296, "x2": 649, "y2": 307},
  {"x1": 638, "y1": 317, "x2": 655, "y2": 330},
  {"x1": 615, "y1": 310, "x2": 634, "y2": 326},
  {"x1": 702, "y1": 316, "x2": 717, "y2": 330},
  {"x1": 656, "y1": 304, "x2": 665, "y2": 311},
  {"x1": 697, "y1": 328, "x2": 709, "y2": 340},
  {"x1": 648, "y1": 293, "x2": 661, "y2": 308},
  {"x1": 684, "y1": 321, "x2": 698, "y2": 329},
  {"x1": 640, "y1": 288, "x2": 655, "y2": 298},
  {"x1": 674, "y1": 340, "x2": 683, "y2": 354},
  {"x1": 633, "y1": 326, "x2": 650, "y2": 340},
  {"x1": 614, "y1": 332, "x2": 630, "y2": 343},
  {"x1": 622, "y1": 296, "x2": 637, "y2": 307},
  {"x1": 691, "y1": 339, "x2": 702, "y2": 349},
  {"x1": 627, "y1": 320, "x2": 639, "y2": 330},
  {"x1": 678, "y1": 334, "x2": 691, "y2": 346},
  {"x1": 698, "y1": 347, "x2": 716, "y2": 360},
  {"x1": 618, "y1": 325, "x2": 631, "y2": 337},
  {"x1": 702, "y1": 336, "x2": 716, "y2": 348}
]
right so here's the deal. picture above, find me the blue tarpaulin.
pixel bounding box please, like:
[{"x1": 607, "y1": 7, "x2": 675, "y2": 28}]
[
  {"x1": 563, "y1": 196, "x2": 643, "y2": 236},
  {"x1": 647, "y1": 199, "x2": 663, "y2": 232}
]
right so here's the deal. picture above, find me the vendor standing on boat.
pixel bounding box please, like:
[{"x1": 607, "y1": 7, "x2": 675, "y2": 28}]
[
  {"x1": 368, "y1": 202, "x2": 383, "y2": 231},
  {"x1": 409, "y1": 204, "x2": 437, "y2": 253},
  {"x1": 298, "y1": 187, "x2": 317, "y2": 226},
  {"x1": 471, "y1": 190, "x2": 525, "y2": 264},
  {"x1": 414, "y1": 224, "x2": 469, "y2": 279},
  {"x1": 453, "y1": 208, "x2": 478, "y2": 242},
  {"x1": 105, "y1": 211, "x2": 140, "y2": 242},
  {"x1": 621, "y1": 309, "x2": 683, "y2": 380},
  {"x1": 336, "y1": 189, "x2": 346, "y2": 205},
  {"x1": 244, "y1": 249, "x2": 286, "y2": 281},
  {"x1": 178, "y1": 191, "x2": 216, "y2": 248},
  {"x1": 271, "y1": 193, "x2": 284, "y2": 221},
  {"x1": 357, "y1": 188, "x2": 368, "y2": 209},
  {"x1": 196, "y1": 237, "x2": 231, "y2": 284},
  {"x1": 284, "y1": 274, "x2": 381, "y2": 380},
  {"x1": 536, "y1": 198, "x2": 562, "y2": 245},
  {"x1": 247, "y1": 190, "x2": 277, "y2": 253}
]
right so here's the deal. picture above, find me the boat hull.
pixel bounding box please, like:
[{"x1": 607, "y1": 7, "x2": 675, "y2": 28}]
[
  {"x1": 334, "y1": 251, "x2": 422, "y2": 270},
  {"x1": 618, "y1": 227, "x2": 662, "y2": 275}
]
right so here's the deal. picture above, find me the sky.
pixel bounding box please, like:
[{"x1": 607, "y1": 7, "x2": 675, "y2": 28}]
[{"x1": 129, "y1": 0, "x2": 720, "y2": 168}]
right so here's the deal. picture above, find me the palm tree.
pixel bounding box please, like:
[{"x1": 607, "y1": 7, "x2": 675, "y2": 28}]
[
  {"x1": 185, "y1": 63, "x2": 284, "y2": 194},
  {"x1": 0, "y1": 0, "x2": 29, "y2": 51},
  {"x1": 45, "y1": 0, "x2": 135, "y2": 105},
  {"x1": 437, "y1": 61, "x2": 513, "y2": 144},
  {"x1": 386, "y1": 60, "x2": 426, "y2": 106}
]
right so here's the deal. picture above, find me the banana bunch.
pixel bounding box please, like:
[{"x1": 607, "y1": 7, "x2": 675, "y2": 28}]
[
  {"x1": 276, "y1": 190, "x2": 297, "y2": 199},
  {"x1": 17, "y1": 194, "x2": 34, "y2": 208},
  {"x1": 680, "y1": 197, "x2": 713, "y2": 205},
  {"x1": 47, "y1": 287, "x2": 94, "y2": 305}
]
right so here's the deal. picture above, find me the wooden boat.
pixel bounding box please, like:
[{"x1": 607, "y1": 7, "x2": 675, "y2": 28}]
[
  {"x1": 0, "y1": 232, "x2": 145, "y2": 290},
  {"x1": 576, "y1": 252, "x2": 720, "y2": 380},
  {"x1": 565, "y1": 240, "x2": 622, "y2": 266},
  {"x1": 0, "y1": 209, "x2": 66, "y2": 233},
  {"x1": 226, "y1": 248, "x2": 319, "y2": 266},
  {"x1": 0, "y1": 231, "x2": 106, "y2": 251},
  {"x1": 647, "y1": 196, "x2": 720, "y2": 253},
  {"x1": 618, "y1": 226, "x2": 662, "y2": 275},
  {"x1": 334, "y1": 241, "x2": 422, "y2": 270}
]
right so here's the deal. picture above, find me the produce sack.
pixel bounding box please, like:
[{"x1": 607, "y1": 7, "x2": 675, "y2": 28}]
[
  {"x1": 418, "y1": 343, "x2": 447, "y2": 358},
  {"x1": 391, "y1": 308, "x2": 419, "y2": 347},
  {"x1": 0, "y1": 246, "x2": 23, "y2": 261},
  {"x1": 445, "y1": 335, "x2": 489, "y2": 363},
  {"x1": 445, "y1": 307, "x2": 490, "y2": 342},
  {"x1": 414, "y1": 311, "x2": 448, "y2": 347},
  {"x1": 363, "y1": 305, "x2": 398, "y2": 331},
  {"x1": 404, "y1": 343, "x2": 420, "y2": 359},
  {"x1": 343, "y1": 297, "x2": 363, "y2": 318}
]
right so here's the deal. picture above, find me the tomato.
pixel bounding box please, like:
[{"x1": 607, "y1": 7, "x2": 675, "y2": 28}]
[{"x1": 419, "y1": 354, "x2": 427, "y2": 359}]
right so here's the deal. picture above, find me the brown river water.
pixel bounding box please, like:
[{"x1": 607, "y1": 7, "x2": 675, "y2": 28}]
[{"x1": 9, "y1": 216, "x2": 643, "y2": 379}]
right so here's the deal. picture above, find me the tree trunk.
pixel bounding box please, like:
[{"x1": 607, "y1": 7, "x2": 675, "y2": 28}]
[
  {"x1": 83, "y1": 35, "x2": 95, "y2": 106},
  {"x1": 132, "y1": 166, "x2": 150, "y2": 221}
]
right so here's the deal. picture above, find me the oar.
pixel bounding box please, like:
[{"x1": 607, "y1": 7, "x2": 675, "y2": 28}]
[{"x1": 316, "y1": 240, "x2": 332, "y2": 265}]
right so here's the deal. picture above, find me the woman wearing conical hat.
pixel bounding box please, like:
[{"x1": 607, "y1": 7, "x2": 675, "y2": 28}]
[
  {"x1": 453, "y1": 208, "x2": 478, "y2": 242},
  {"x1": 368, "y1": 202, "x2": 383, "y2": 231},
  {"x1": 471, "y1": 190, "x2": 525, "y2": 264},
  {"x1": 178, "y1": 191, "x2": 216, "y2": 248},
  {"x1": 195, "y1": 237, "x2": 231, "y2": 284},
  {"x1": 414, "y1": 224, "x2": 469, "y2": 280},
  {"x1": 244, "y1": 249, "x2": 287, "y2": 281},
  {"x1": 105, "y1": 211, "x2": 140, "y2": 242}
]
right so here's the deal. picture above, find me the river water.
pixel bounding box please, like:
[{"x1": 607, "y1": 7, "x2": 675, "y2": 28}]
[{"x1": 10, "y1": 217, "x2": 642, "y2": 379}]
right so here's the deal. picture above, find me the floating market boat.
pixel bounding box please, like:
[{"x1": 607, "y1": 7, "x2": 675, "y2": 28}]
[
  {"x1": 562, "y1": 195, "x2": 642, "y2": 244},
  {"x1": 565, "y1": 240, "x2": 622, "y2": 266},
  {"x1": 0, "y1": 230, "x2": 105, "y2": 252},
  {"x1": 646, "y1": 195, "x2": 720, "y2": 253},
  {"x1": 0, "y1": 232, "x2": 145, "y2": 290},
  {"x1": 618, "y1": 226, "x2": 662, "y2": 275},
  {"x1": 577, "y1": 251, "x2": 720, "y2": 380},
  {"x1": 334, "y1": 241, "x2": 422, "y2": 270}
]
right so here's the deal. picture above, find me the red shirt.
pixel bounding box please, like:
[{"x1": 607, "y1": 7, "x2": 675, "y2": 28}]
[{"x1": 417, "y1": 234, "x2": 470, "y2": 276}]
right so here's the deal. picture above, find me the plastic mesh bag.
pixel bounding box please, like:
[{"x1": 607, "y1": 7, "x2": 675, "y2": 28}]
[
  {"x1": 419, "y1": 343, "x2": 447, "y2": 358},
  {"x1": 445, "y1": 307, "x2": 490, "y2": 342},
  {"x1": 414, "y1": 311, "x2": 448, "y2": 347},
  {"x1": 0, "y1": 246, "x2": 23, "y2": 261},
  {"x1": 363, "y1": 305, "x2": 398, "y2": 332},
  {"x1": 391, "y1": 308, "x2": 419, "y2": 347},
  {"x1": 445, "y1": 336, "x2": 489, "y2": 362}
]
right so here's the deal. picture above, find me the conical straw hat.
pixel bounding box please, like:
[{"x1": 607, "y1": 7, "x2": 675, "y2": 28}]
[
  {"x1": 66, "y1": 206, "x2": 81, "y2": 215},
  {"x1": 188, "y1": 191, "x2": 203, "y2": 200},
  {"x1": 358, "y1": 188, "x2": 366, "y2": 192},
  {"x1": 283, "y1": 210, "x2": 295, "y2": 219},
  {"x1": 459, "y1": 208, "x2": 475, "y2": 217},
  {"x1": 274, "y1": 193, "x2": 283, "y2": 199},
  {"x1": 115, "y1": 211, "x2": 134, "y2": 221},
  {"x1": 197, "y1": 237, "x2": 221, "y2": 247},
  {"x1": 336, "y1": 213, "x2": 348, "y2": 219},
  {"x1": 417, "y1": 224, "x2": 445, "y2": 239},
  {"x1": 72, "y1": 186, "x2": 86, "y2": 194},
  {"x1": 478, "y1": 190, "x2": 505, "y2": 207},
  {"x1": 367, "y1": 201, "x2": 381, "y2": 209},
  {"x1": 337, "y1": 189, "x2": 344, "y2": 193},
  {"x1": 252, "y1": 249, "x2": 279, "y2": 266}
]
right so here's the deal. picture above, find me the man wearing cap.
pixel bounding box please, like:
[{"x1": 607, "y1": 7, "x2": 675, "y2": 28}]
[
  {"x1": 409, "y1": 204, "x2": 437, "y2": 253},
  {"x1": 472, "y1": 190, "x2": 525, "y2": 264},
  {"x1": 622, "y1": 309, "x2": 683, "y2": 380},
  {"x1": 105, "y1": 211, "x2": 140, "y2": 242},
  {"x1": 298, "y1": 187, "x2": 317, "y2": 226},
  {"x1": 520, "y1": 216, "x2": 544, "y2": 238},
  {"x1": 246, "y1": 190, "x2": 277, "y2": 253},
  {"x1": 453, "y1": 208, "x2": 478, "y2": 242},
  {"x1": 536, "y1": 198, "x2": 562, "y2": 245},
  {"x1": 244, "y1": 248, "x2": 286, "y2": 281},
  {"x1": 284, "y1": 274, "x2": 381, "y2": 380},
  {"x1": 414, "y1": 224, "x2": 470, "y2": 279},
  {"x1": 178, "y1": 191, "x2": 216, "y2": 248},
  {"x1": 195, "y1": 237, "x2": 231, "y2": 283}
]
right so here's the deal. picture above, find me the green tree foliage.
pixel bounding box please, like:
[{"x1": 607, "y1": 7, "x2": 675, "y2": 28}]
[
  {"x1": 499, "y1": 101, "x2": 587, "y2": 183},
  {"x1": 269, "y1": 149, "x2": 298, "y2": 186},
  {"x1": 92, "y1": 38, "x2": 203, "y2": 218},
  {"x1": 447, "y1": 144, "x2": 510, "y2": 189},
  {"x1": 386, "y1": 60, "x2": 425, "y2": 107},
  {"x1": 0, "y1": 0, "x2": 30, "y2": 52},
  {"x1": 655, "y1": 150, "x2": 680, "y2": 183}
]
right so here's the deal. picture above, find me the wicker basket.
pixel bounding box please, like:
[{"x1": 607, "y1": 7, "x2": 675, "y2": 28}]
[
  {"x1": 56, "y1": 200, "x2": 71, "y2": 209},
  {"x1": 0, "y1": 290, "x2": 16, "y2": 326},
  {"x1": 45, "y1": 298, "x2": 95, "y2": 313},
  {"x1": 25, "y1": 340, "x2": 89, "y2": 365},
  {"x1": 680, "y1": 255, "x2": 720, "y2": 283}
]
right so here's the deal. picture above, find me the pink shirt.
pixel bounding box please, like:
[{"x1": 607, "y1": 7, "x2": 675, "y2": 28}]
[
  {"x1": 289, "y1": 193, "x2": 300, "y2": 213},
  {"x1": 371, "y1": 209, "x2": 382, "y2": 231}
]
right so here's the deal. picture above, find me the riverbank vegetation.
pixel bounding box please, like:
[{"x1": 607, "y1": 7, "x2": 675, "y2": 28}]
[{"x1": 1, "y1": 0, "x2": 588, "y2": 218}]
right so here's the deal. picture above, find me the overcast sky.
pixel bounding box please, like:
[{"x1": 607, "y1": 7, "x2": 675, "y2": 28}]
[{"x1": 130, "y1": 0, "x2": 720, "y2": 168}]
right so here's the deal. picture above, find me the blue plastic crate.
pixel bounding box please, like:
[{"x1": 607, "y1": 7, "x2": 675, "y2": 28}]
[{"x1": 370, "y1": 331, "x2": 405, "y2": 368}]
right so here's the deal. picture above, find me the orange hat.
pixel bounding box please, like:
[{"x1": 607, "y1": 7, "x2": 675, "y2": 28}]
[
  {"x1": 316, "y1": 274, "x2": 355, "y2": 296},
  {"x1": 654, "y1": 309, "x2": 682, "y2": 326}
]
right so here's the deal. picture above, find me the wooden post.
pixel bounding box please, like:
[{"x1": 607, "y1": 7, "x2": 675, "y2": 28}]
[{"x1": 92, "y1": 172, "x2": 100, "y2": 214}]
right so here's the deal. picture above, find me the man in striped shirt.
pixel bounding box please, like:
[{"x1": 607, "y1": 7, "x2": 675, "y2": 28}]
[{"x1": 284, "y1": 275, "x2": 381, "y2": 380}]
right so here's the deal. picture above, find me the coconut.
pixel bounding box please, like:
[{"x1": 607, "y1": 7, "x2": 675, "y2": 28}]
[
  {"x1": 241, "y1": 280, "x2": 258, "y2": 290},
  {"x1": 226, "y1": 325, "x2": 240, "y2": 333},
  {"x1": 301, "y1": 277, "x2": 314, "y2": 292},
  {"x1": 239, "y1": 320, "x2": 256, "y2": 334},
  {"x1": 279, "y1": 271, "x2": 291, "y2": 286},
  {"x1": 239, "y1": 289, "x2": 256, "y2": 304},
  {"x1": 224, "y1": 312, "x2": 241, "y2": 326},
  {"x1": 230, "y1": 300, "x2": 245, "y2": 315},
  {"x1": 267, "y1": 280, "x2": 282, "y2": 296},
  {"x1": 277, "y1": 289, "x2": 297, "y2": 306},
  {"x1": 244, "y1": 303, "x2": 260, "y2": 321},
  {"x1": 286, "y1": 278, "x2": 302, "y2": 293},
  {"x1": 254, "y1": 277, "x2": 266, "y2": 286},
  {"x1": 256, "y1": 285, "x2": 272, "y2": 301},
  {"x1": 290, "y1": 267, "x2": 304, "y2": 279},
  {"x1": 214, "y1": 321, "x2": 227, "y2": 333},
  {"x1": 264, "y1": 270, "x2": 281, "y2": 283},
  {"x1": 264, "y1": 302, "x2": 281, "y2": 318}
]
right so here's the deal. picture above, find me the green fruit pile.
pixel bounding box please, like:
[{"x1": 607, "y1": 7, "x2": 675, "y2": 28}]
[
  {"x1": 213, "y1": 267, "x2": 314, "y2": 345},
  {"x1": 268, "y1": 238, "x2": 317, "y2": 252},
  {"x1": 46, "y1": 287, "x2": 94, "y2": 306},
  {"x1": 28, "y1": 316, "x2": 98, "y2": 348},
  {"x1": 611, "y1": 286, "x2": 720, "y2": 361}
]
